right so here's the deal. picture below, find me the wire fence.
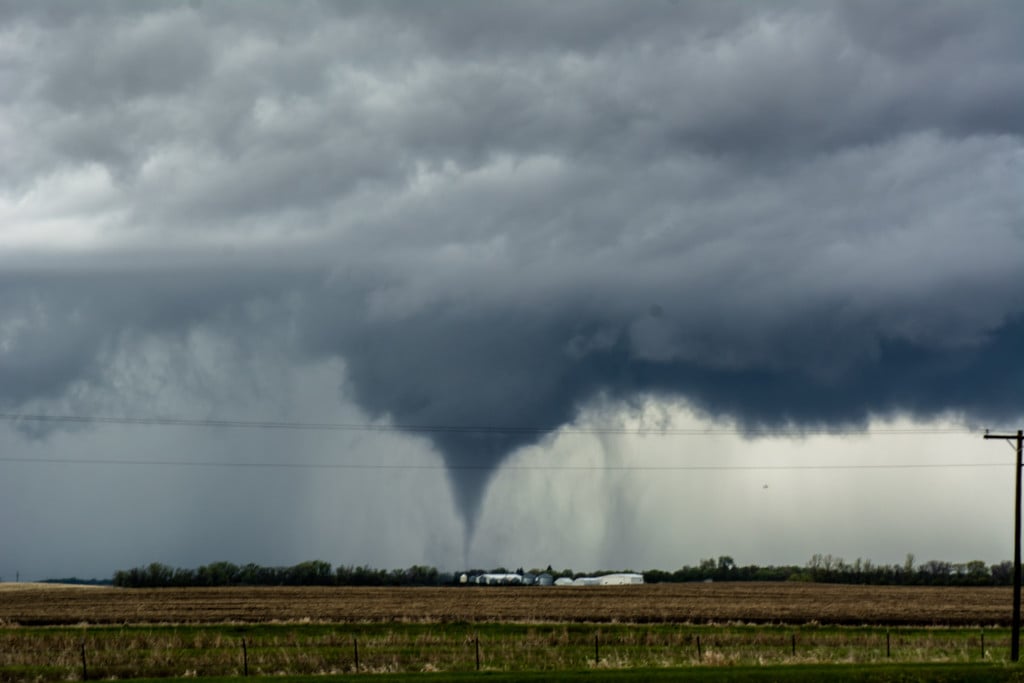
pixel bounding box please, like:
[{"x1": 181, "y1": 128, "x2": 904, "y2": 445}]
[{"x1": 0, "y1": 624, "x2": 1009, "y2": 680}]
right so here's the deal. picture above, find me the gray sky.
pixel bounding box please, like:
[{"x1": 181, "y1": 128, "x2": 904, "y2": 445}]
[{"x1": 1, "y1": 1, "x2": 1023, "y2": 580}]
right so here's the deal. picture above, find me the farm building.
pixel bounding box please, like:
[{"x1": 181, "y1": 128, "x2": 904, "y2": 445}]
[
  {"x1": 596, "y1": 573, "x2": 644, "y2": 585},
  {"x1": 567, "y1": 573, "x2": 644, "y2": 586},
  {"x1": 572, "y1": 577, "x2": 601, "y2": 586},
  {"x1": 472, "y1": 573, "x2": 523, "y2": 585},
  {"x1": 461, "y1": 571, "x2": 642, "y2": 587}
]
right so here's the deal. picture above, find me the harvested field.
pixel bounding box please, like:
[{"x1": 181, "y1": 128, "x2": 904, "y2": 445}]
[{"x1": 0, "y1": 583, "x2": 1011, "y2": 626}]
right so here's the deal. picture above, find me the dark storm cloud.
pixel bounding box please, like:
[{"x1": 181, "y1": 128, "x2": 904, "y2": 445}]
[
  {"x1": 2, "y1": 1, "x2": 1023, "y2": 532},
  {"x1": 0, "y1": 263, "x2": 311, "y2": 410}
]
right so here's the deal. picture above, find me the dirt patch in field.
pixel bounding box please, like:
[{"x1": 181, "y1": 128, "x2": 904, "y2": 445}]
[{"x1": 0, "y1": 583, "x2": 1010, "y2": 627}]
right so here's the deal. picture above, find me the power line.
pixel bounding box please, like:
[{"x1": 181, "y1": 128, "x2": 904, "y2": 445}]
[
  {"x1": 0, "y1": 412, "x2": 978, "y2": 437},
  {"x1": 0, "y1": 456, "x2": 1008, "y2": 471}
]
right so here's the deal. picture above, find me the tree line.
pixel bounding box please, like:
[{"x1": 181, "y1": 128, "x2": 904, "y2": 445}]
[
  {"x1": 644, "y1": 554, "x2": 1013, "y2": 587},
  {"x1": 112, "y1": 554, "x2": 1014, "y2": 588},
  {"x1": 112, "y1": 561, "x2": 446, "y2": 588}
]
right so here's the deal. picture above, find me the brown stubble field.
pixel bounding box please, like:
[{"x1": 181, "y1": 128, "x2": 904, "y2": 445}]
[{"x1": 0, "y1": 583, "x2": 1011, "y2": 626}]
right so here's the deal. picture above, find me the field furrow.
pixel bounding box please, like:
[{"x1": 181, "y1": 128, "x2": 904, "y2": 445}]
[{"x1": 0, "y1": 583, "x2": 1011, "y2": 626}]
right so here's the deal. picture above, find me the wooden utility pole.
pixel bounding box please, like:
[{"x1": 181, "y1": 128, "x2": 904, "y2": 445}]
[{"x1": 985, "y1": 429, "x2": 1024, "y2": 661}]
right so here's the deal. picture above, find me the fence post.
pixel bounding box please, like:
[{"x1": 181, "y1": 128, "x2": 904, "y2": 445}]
[
  {"x1": 475, "y1": 634, "x2": 481, "y2": 671},
  {"x1": 595, "y1": 633, "x2": 599, "y2": 665},
  {"x1": 241, "y1": 638, "x2": 248, "y2": 677},
  {"x1": 80, "y1": 640, "x2": 87, "y2": 682},
  {"x1": 886, "y1": 631, "x2": 891, "y2": 658},
  {"x1": 696, "y1": 635, "x2": 702, "y2": 661},
  {"x1": 981, "y1": 629, "x2": 985, "y2": 660},
  {"x1": 791, "y1": 633, "x2": 796, "y2": 656},
  {"x1": 353, "y1": 636, "x2": 359, "y2": 672}
]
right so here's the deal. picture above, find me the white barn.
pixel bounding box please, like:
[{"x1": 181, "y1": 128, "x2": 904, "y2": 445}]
[
  {"x1": 561, "y1": 574, "x2": 645, "y2": 586},
  {"x1": 596, "y1": 573, "x2": 644, "y2": 585}
]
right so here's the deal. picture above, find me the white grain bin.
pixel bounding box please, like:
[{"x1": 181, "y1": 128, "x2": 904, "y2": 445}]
[
  {"x1": 537, "y1": 573, "x2": 554, "y2": 586},
  {"x1": 554, "y1": 577, "x2": 574, "y2": 586}
]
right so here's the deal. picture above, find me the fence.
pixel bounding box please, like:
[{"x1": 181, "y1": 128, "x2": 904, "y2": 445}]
[{"x1": 0, "y1": 623, "x2": 1008, "y2": 681}]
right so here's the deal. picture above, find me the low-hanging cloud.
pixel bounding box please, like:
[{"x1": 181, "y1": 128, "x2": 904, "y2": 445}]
[{"x1": 2, "y1": 1, "x2": 1023, "y2": 539}]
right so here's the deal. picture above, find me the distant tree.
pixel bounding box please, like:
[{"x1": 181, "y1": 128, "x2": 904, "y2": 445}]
[
  {"x1": 403, "y1": 565, "x2": 440, "y2": 586},
  {"x1": 196, "y1": 561, "x2": 239, "y2": 587},
  {"x1": 643, "y1": 569, "x2": 672, "y2": 583},
  {"x1": 288, "y1": 560, "x2": 333, "y2": 585},
  {"x1": 145, "y1": 563, "x2": 174, "y2": 587},
  {"x1": 715, "y1": 556, "x2": 736, "y2": 580},
  {"x1": 172, "y1": 567, "x2": 195, "y2": 587},
  {"x1": 919, "y1": 560, "x2": 953, "y2": 584},
  {"x1": 347, "y1": 565, "x2": 387, "y2": 586},
  {"x1": 964, "y1": 560, "x2": 990, "y2": 585},
  {"x1": 991, "y1": 561, "x2": 1014, "y2": 586}
]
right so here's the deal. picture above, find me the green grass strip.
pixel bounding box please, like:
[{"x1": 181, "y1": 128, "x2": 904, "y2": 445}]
[{"x1": 117, "y1": 662, "x2": 1024, "y2": 683}]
